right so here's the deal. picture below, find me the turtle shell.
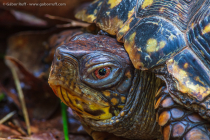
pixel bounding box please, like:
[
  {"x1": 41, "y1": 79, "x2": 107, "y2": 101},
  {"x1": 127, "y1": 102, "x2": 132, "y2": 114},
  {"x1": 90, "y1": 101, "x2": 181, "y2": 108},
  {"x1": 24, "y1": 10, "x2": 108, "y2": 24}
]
[{"x1": 76, "y1": 0, "x2": 210, "y2": 119}]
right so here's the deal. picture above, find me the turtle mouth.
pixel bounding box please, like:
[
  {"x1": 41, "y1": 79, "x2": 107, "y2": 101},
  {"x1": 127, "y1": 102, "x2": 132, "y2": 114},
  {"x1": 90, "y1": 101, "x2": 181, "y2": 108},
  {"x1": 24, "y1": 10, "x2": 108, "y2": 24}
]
[{"x1": 49, "y1": 82, "x2": 112, "y2": 120}]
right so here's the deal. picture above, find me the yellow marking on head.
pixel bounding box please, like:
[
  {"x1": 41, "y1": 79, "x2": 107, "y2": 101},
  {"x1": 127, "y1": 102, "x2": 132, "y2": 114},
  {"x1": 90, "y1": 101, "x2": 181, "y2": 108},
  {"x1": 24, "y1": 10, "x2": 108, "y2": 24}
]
[
  {"x1": 141, "y1": 0, "x2": 153, "y2": 9},
  {"x1": 121, "y1": 96, "x2": 126, "y2": 103},
  {"x1": 146, "y1": 38, "x2": 158, "y2": 53},
  {"x1": 107, "y1": 0, "x2": 122, "y2": 8},
  {"x1": 103, "y1": 91, "x2": 111, "y2": 97},
  {"x1": 111, "y1": 98, "x2": 119, "y2": 105},
  {"x1": 184, "y1": 63, "x2": 188, "y2": 69},
  {"x1": 65, "y1": 87, "x2": 112, "y2": 120},
  {"x1": 202, "y1": 23, "x2": 210, "y2": 35}
]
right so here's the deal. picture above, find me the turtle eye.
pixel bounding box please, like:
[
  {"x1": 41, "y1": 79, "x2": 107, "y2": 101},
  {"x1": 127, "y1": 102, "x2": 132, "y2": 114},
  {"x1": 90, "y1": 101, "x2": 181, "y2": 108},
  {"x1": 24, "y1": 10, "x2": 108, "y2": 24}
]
[{"x1": 94, "y1": 67, "x2": 111, "y2": 79}]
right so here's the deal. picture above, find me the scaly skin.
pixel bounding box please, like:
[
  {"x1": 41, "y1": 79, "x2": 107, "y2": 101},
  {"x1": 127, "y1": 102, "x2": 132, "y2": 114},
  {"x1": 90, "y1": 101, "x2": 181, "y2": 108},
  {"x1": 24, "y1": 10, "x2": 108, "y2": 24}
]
[
  {"x1": 155, "y1": 87, "x2": 210, "y2": 140},
  {"x1": 48, "y1": 33, "x2": 163, "y2": 139}
]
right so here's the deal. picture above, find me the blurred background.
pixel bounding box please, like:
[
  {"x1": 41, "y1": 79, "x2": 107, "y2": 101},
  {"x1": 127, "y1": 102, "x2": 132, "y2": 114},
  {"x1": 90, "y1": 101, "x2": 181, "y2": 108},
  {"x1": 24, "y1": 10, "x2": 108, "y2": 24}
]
[{"x1": 0, "y1": 0, "x2": 93, "y2": 139}]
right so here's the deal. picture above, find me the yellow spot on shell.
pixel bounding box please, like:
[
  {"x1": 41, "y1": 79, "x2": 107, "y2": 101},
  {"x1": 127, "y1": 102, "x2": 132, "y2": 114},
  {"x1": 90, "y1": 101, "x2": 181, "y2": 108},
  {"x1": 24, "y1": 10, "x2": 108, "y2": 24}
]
[
  {"x1": 87, "y1": 14, "x2": 97, "y2": 22},
  {"x1": 202, "y1": 23, "x2": 210, "y2": 35},
  {"x1": 146, "y1": 38, "x2": 158, "y2": 53},
  {"x1": 107, "y1": 0, "x2": 122, "y2": 9},
  {"x1": 167, "y1": 49, "x2": 210, "y2": 101},
  {"x1": 124, "y1": 32, "x2": 136, "y2": 55},
  {"x1": 141, "y1": 0, "x2": 153, "y2": 9},
  {"x1": 111, "y1": 98, "x2": 119, "y2": 105},
  {"x1": 194, "y1": 76, "x2": 205, "y2": 86},
  {"x1": 128, "y1": 8, "x2": 135, "y2": 19},
  {"x1": 94, "y1": 9, "x2": 98, "y2": 14},
  {"x1": 75, "y1": 10, "x2": 96, "y2": 23},
  {"x1": 184, "y1": 63, "x2": 188, "y2": 69},
  {"x1": 98, "y1": 16, "x2": 124, "y2": 35},
  {"x1": 117, "y1": 17, "x2": 134, "y2": 42},
  {"x1": 159, "y1": 41, "x2": 166, "y2": 49}
]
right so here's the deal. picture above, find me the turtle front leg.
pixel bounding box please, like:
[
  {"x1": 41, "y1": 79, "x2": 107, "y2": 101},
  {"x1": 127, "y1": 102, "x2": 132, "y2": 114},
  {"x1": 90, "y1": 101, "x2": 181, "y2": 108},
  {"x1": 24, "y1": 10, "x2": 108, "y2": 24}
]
[{"x1": 155, "y1": 87, "x2": 210, "y2": 140}]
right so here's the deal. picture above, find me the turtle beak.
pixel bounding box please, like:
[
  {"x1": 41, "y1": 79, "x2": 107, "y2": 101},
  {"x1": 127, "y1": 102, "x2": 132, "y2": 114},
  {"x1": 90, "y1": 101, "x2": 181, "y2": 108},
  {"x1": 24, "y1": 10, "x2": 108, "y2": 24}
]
[
  {"x1": 48, "y1": 46, "x2": 79, "y2": 103},
  {"x1": 48, "y1": 46, "x2": 113, "y2": 120}
]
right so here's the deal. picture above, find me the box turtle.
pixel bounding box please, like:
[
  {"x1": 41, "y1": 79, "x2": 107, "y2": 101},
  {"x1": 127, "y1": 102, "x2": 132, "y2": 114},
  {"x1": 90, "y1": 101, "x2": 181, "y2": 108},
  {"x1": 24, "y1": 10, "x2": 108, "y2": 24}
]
[{"x1": 48, "y1": 0, "x2": 210, "y2": 139}]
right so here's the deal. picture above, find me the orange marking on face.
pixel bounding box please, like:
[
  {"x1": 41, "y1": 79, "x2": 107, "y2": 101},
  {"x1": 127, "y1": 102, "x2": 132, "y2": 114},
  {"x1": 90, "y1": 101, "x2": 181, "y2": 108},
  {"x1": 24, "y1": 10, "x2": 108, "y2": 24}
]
[
  {"x1": 103, "y1": 91, "x2": 111, "y2": 97},
  {"x1": 111, "y1": 98, "x2": 119, "y2": 105}
]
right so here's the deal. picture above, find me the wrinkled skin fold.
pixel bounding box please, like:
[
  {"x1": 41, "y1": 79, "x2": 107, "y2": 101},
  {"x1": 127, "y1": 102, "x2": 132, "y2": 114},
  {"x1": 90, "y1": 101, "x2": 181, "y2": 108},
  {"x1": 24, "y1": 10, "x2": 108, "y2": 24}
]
[{"x1": 48, "y1": 33, "x2": 163, "y2": 139}]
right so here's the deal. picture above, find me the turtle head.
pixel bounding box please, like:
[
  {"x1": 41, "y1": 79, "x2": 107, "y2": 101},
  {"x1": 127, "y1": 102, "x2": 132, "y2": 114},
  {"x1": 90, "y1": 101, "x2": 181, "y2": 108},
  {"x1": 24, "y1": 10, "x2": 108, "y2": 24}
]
[{"x1": 48, "y1": 33, "x2": 134, "y2": 121}]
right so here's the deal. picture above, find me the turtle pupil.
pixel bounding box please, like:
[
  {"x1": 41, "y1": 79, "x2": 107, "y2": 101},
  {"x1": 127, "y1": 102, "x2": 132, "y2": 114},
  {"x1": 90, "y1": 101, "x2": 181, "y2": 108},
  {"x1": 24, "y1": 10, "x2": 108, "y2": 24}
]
[{"x1": 99, "y1": 68, "x2": 106, "y2": 76}]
